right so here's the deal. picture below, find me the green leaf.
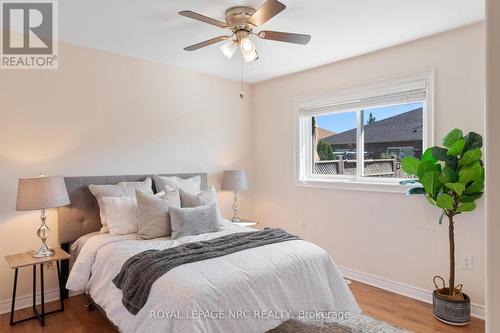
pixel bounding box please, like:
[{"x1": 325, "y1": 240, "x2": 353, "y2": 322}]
[
  {"x1": 436, "y1": 193, "x2": 454, "y2": 210},
  {"x1": 443, "y1": 128, "x2": 464, "y2": 148},
  {"x1": 430, "y1": 146, "x2": 448, "y2": 161},
  {"x1": 443, "y1": 166, "x2": 459, "y2": 183},
  {"x1": 426, "y1": 195, "x2": 437, "y2": 206},
  {"x1": 447, "y1": 138, "x2": 465, "y2": 157},
  {"x1": 438, "y1": 175, "x2": 450, "y2": 184},
  {"x1": 420, "y1": 171, "x2": 442, "y2": 197},
  {"x1": 464, "y1": 180, "x2": 484, "y2": 195},
  {"x1": 445, "y1": 182, "x2": 465, "y2": 196},
  {"x1": 458, "y1": 148, "x2": 482, "y2": 167},
  {"x1": 417, "y1": 160, "x2": 440, "y2": 179},
  {"x1": 459, "y1": 162, "x2": 483, "y2": 185},
  {"x1": 445, "y1": 155, "x2": 459, "y2": 171},
  {"x1": 422, "y1": 148, "x2": 438, "y2": 163},
  {"x1": 479, "y1": 161, "x2": 485, "y2": 182},
  {"x1": 461, "y1": 192, "x2": 483, "y2": 202},
  {"x1": 463, "y1": 132, "x2": 483, "y2": 152},
  {"x1": 457, "y1": 202, "x2": 476, "y2": 213},
  {"x1": 401, "y1": 157, "x2": 421, "y2": 176}
]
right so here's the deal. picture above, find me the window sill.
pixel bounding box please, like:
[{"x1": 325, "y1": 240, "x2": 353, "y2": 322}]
[{"x1": 296, "y1": 178, "x2": 410, "y2": 193}]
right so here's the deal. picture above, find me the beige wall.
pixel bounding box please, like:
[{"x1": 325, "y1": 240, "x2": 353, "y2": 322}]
[
  {"x1": 252, "y1": 23, "x2": 486, "y2": 306},
  {"x1": 0, "y1": 22, "x2": 489, "y2": 318},
  {"x1": 486, "y1": 0, "x2": 500, "y2": 330},
  {"x1": 0, "y1": 40, "x2": 253, "y2": 307}
]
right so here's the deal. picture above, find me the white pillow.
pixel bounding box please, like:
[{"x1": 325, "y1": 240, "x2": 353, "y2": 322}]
[
  {"x1": 89, "y1": 178, "x2": 153, "y2": 233},
  {"x1": 154, "y1": 175, "x2": 201, "y2": 194},
  {"x1": 119, "y1": 178, "x2": 153, "y2": 195},
  {"x1": 101, "y1": 197, "x2": 139, "y2": 236},
  {"x1": 179, "y1": 185, "x2": 217, "y2": 207},
  {"x1": 136, "y1": 189, "x2": 181, "y2": 239}
]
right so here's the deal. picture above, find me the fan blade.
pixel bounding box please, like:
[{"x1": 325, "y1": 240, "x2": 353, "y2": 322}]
[
  {"x1": 257, "y1": 30, "x2": 311, "y2": 45},
  {"x1": 179, "y1": 10, "x2": 228, "y2": 29},
  {"x1": 247, "y1": 0, "x2": 286, "y2": 27},
  {"x1": 184, "y1": 36, "x2": 231, "y2": 51}
]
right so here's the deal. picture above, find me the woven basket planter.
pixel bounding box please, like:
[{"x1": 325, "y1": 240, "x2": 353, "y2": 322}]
[{"x1": 433, "y1": 289, "x2": 470, "y2": 326}]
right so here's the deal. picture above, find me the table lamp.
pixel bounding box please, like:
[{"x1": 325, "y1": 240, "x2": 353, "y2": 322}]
[
  {"x1": 16, "y1": 175, "x2": 70, "y2": 258},
  {"x1": 221, "y1": 170, "x2": 248, "y2": 222}
]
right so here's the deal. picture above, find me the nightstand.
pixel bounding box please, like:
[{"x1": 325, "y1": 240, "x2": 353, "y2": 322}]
[
  {"x1": 4, "y1": 248, "x2": 71, "y2": 326},
  {"x1": 232, "y1": 218, "x2": 258, "y2": 228}
]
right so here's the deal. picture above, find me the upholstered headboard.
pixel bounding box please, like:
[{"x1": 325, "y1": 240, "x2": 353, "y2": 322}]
[{"x1": 57, "y1": 173, "x2": 208, "y2": 244}]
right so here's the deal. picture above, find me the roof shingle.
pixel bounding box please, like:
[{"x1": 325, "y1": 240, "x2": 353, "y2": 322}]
[{"x1": 321, "y1": 108, "x2": 423, "y2": 145}]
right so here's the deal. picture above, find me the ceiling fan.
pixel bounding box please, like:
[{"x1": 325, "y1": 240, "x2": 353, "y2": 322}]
[{"x1": 179, "y1": 0, "x2": 311, "y2": 63}]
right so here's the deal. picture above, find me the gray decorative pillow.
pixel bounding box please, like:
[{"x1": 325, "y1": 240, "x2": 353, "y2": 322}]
[
  {"x1": 136, "y1": 189, "x2": 181, "y2": 239},
  {"x1": 179, "y1": 186, "x2": 225, "y2": 224},
  {"x1": 170, "y1": 203, "x2": 220, "y2": 239}
]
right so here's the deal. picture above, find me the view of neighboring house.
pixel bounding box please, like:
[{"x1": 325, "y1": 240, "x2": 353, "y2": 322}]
[
  {"x1": 314, "y1": 108, "x2": 423, "y2": 177},
  {"x1": 321, "y1": 108, "x2": 423, "y2": 160}
]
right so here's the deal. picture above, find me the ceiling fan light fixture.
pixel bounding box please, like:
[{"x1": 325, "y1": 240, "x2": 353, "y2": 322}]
[
  {"x1": 242, "y1": 49, "x2": 259, "y2": 63},
  {"x1": 180, "y1": 0, "x2": 311, "y2": 65},
  {"x1": 239, "y1": 37, "x2": 256, "y2": 53},
  {"x1": 220, "y1": 40, "x2": 237, "y2": 59}
]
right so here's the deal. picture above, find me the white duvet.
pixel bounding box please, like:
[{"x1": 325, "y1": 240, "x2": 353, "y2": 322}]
[{"x1": 66, "y1": 223, "x2": 360, "y2": 333}]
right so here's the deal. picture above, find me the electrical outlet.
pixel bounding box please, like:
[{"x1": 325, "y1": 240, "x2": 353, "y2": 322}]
[{"x1": 461, "y1": 255, "x2": 473, "y2": 270}]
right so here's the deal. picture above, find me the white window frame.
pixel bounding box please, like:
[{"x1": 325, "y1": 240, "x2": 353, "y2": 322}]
[
  {"x1": 386, "y1": 146, "x2": 417, "y2": 158},
  {"x1": 294, "y1": 70, "x2": 435, "y2": 193}
]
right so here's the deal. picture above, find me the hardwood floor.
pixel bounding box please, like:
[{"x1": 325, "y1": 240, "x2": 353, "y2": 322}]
[
  {"x1": 0, "y1": 295, "x2": 114, "y2": 333},
  {"x1": 349, "y1": 281, "x2": 485, "y2": 333},
  {"x1": 0, "y1": 281, "x2": 485, "y2": 332}
]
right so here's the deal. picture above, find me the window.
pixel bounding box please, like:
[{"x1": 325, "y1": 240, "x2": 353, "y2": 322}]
[{"x1": 295, "y1": 71, "x2": 434, "y2": 192}]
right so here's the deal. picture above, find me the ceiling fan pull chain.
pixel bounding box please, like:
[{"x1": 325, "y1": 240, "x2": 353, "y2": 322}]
[{"x1": 240, "y1": 57, "x2": 244, "y2": 99}]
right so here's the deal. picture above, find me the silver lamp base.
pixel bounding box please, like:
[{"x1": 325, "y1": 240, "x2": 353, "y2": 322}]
[
  {"x1": 32, "y1": 244, "x2": 55, "y2": 258},
  {"x1": 231, "y1": 191, "x2": 241, "y2": 223},
  {"x1": 32, "y1": 209, "x2": 55, "y2": 258}
]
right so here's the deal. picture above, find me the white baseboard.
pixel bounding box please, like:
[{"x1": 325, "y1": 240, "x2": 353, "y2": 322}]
[
  {"x1": 0, "y1": 289, "x2": 82, "y2": 315},
  {"x1": 339, "y1": 266, "x2": 485, "y2": 320},
  {"x1": 0, "y1": 288, "x2": 60, "y2": 314}
]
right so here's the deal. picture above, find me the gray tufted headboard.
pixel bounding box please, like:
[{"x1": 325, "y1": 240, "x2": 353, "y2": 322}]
[{"x1": 57, "y1": 173, "x2": 208, "y2": 245}]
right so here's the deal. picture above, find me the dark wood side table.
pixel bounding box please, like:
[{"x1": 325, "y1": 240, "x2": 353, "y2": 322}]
[{"x1": 4, "y1": 248, "x2": 71, "y2": 326}]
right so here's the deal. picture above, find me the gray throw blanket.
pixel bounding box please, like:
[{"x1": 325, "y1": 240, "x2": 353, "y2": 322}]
[{"x1": 112, "y1": 228, "x2": 300, "y2": 315}]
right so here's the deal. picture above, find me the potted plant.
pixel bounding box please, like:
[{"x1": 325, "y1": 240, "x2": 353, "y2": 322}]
[{"x1": 400, "y1": 128, "x2": 484, "y2": 326}]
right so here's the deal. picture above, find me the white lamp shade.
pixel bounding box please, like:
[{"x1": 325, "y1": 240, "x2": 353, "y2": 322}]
[
  {"x1": 16, "y1": 175, "x2": 70, "y2": 211},
  {"x1": 221, "y1": 170, "x2": 249, "y2": 191}
]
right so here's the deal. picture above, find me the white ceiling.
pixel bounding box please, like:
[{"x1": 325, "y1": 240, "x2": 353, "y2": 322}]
[{"x1": 58, "y1": 0, "x2": 484, "y2": 83}]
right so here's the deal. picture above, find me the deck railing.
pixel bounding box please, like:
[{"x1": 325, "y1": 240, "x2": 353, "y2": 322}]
[{"x1": 314, "y1": 158, "x2": 399, "y2": 177}]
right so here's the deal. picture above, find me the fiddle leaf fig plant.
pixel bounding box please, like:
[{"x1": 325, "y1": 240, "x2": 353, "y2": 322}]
[{"x1": 400, "y1": 128, "x2": 484, "y2": 297}]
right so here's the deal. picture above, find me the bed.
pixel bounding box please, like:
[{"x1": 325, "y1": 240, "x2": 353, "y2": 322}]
[{"x1": 59, "y1": 173, "x2": 360, "y2": 333}]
